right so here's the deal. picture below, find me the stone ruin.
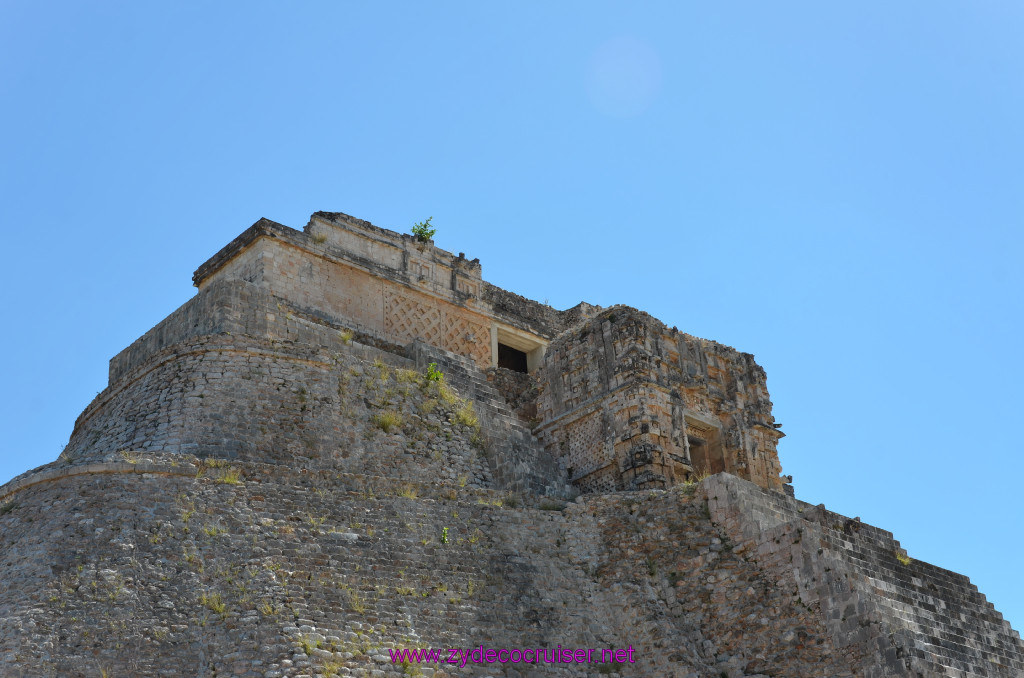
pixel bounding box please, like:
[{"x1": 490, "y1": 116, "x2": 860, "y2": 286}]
[
  {"x1": 64, "y1": 211, "x2": 787, "y2": 496},
  {"x1": 0, "y1": 211, "x2": 1021, "y2": 677}
]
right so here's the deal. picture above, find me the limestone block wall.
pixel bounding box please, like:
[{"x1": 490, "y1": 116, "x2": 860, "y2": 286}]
[
  {"x1": 62, "y1": 278, "x2": 567, "y2": 499},
  {"x1": 535, "y1": 306, "x2": 785, "y2": 494},
  {"x1": 4, "y1": 457, "x2": 974, "y2": 677},
  {"x1": 68, "y1": 331, "x2": 492, "y2": 486},
  {"x1": 705, "y1": 473, "x2": 1024, "y2": 677},
  {"x1": 406, "y1": 341, "x2": 569, "y2": 498},
  {"x1": 189, "y1": 213, "x2": 562, "y2": 372}
]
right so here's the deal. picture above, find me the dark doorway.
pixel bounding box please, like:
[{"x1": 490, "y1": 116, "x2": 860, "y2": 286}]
[
  {"x1": 498, "y1": 343, "x2": 528, "y2": 373},
  {"x1": 687, "y1": 430, "x2": 725, "y2": 475}
]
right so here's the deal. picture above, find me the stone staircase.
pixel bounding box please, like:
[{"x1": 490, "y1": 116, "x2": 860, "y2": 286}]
[
  {"x1": 821, "y1": 525, "x2": 1024, "y2": 677},
  {"x1": 407, "y1": 340, "x2": 571, "y2": 499},
  {"x1": 707, "y1": 473, "x2": 1024, "y2": 677}
]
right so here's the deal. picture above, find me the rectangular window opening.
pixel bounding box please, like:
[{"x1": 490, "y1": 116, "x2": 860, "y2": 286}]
[{"x1": 497, "y1": 343, "x2": 529, "y2": 373}]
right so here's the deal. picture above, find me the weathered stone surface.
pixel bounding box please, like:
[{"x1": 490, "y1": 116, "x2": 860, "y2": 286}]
[
  {"x1": 535, "y1": 307, "x2": 784, "y2": 493},
  {"x1": 1, "y1": 210, "x2": 1020, "y2": 676}
]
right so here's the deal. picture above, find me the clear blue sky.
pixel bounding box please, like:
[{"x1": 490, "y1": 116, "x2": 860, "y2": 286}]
[{"x1": 2, "y1": 2, "x2": 1022, "y2": 631}]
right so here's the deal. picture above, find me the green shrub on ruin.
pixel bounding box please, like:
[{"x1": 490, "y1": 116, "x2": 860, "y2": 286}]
[
  {"x1": 410, "y1": 216, "x2": 436, "y2": 242},
  {"x1": 425, "y1": 362, "x2": 444, "y2": 383}
]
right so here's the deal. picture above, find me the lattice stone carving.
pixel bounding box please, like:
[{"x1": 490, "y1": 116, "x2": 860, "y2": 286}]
[
  {"x1": 384, "y1": 287, "x2": 442, "y2": 345},
  {"x1": 383, "y1": 286, "x2": 490, "y2": 367},
  {"x1": 564, "y1": 412, "x2": 610, "y2": 480},
  {"x1": 442, "y1": 313, "x2": 490, "y2": 366}
]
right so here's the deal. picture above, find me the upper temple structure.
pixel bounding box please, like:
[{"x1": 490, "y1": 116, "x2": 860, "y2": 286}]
[
  {"x1": 63, "y1": 211, "x2": 788, "y2": 496},
  {"x1": 2, "y1": 210, "x2": 1021, "y2": 677}
]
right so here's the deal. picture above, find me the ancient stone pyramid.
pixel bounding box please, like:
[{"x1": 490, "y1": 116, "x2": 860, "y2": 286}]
[{"x1": 1, "y1": 212, "x2": 1020, "y2": 677}]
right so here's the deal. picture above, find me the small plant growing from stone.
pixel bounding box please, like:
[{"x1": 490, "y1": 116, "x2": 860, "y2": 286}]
[
  {"x1": 425, "y1": 362, "x2": 444, "y2": 383},
  {"x1": 411, "y1": 217, "x2": 436, "y2": 243},
  {"x1": 306, "y1": 513, "x2": 327, "y2": 533},
  {"x1": 203, "y1": 523, "x2": 227, "y2": 537},
  {"x1": 441, "y1": 527, "x2": 450, "y2": 544},
  {"x1": 895, "y1": 549, "x2": 912, "y2": 566},
  {"x1": 401, "y1": 659, "x2": 424, "y2": 676}
]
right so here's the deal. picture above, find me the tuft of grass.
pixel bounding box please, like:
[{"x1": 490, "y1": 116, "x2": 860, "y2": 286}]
[
  {"x1": 0, "y1": 502, "x2": 18, "y2": 516},
  {"x1": 203, "y1": 523, "x2": 227, "y2": 537},
  {"x1": 320, "y1": 658, "x2": 345, "y2": 676},
  {"x1": 437, "y1": 384, "x2": 460, "y2": 405},
  {"x1": 345, "y1": 588, "x2": 366, "y2": 614},
  {"x1": 298, "y1": 634, "x2": 322, "y2": 655},
  {"x1": 199, "y1": 592, "x2": 227, "y2": 615},
  {"x1": 895, "y1": 550, "x2": 912, "y2": 566},
  {"x1": 338, "y1": 329, "x2": 353, "y2": 344},
  {"x1": 371, "y1": 357, "x2": 390, "y2": 381},
  {"x1": 311, "y1": 232, "x2": 328, "y2": 244},
  {"x1": 417, "y1": 398, "x2": 438, "y2": 416},
  {"x1": 396, "y1": 368, "x2": 420, "y2": 384},
  {"x1": 216, "y1": 467, "x2": 242, "y2": 485},
  {"x1": 119, "y1": 450, "x2": 140, "y2": 464},
  {"x1": 402, "y1": 658, "x2": 424, "y2": 676},
  {"x1": 371, "y1": 410, "x2": 403, "y2": 433},
  {"x1": 397, "y1": 484, "x2": 418, "y2": 499},
  {"x1": 453, "y1": 401, "x2": 479, "y2": 429},
  {"x1": 683, "y1": 467, "x2": 712, "y2": 486}
]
